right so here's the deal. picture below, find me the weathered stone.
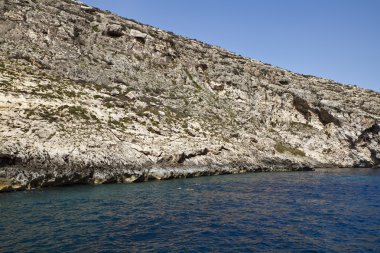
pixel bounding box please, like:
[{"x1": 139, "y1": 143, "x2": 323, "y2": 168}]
[
  {"x1": 126, "y1": 91, "x2": 138, "y2": 100},
  {"x1": 110, "y1": 89, "x2": 120, "y2": 96},
  {"x1": 130, "y1": 29, "x2": 147, "y2": 39},
  {"x1": 0, "y1": 178, "x2": 13, "y2": 192},
  {"x1": 0, "y1": 0, "x2": 378, "y2": 192},
  {"x1": 130, "y1": 29, "x2": 147, "y2": 43},
  {"x1": 106, "y1": 24, "x2": 125, "y2": 37},
  {"x1": 210, "y1": 81, "x2": 224, "y2": 91}
]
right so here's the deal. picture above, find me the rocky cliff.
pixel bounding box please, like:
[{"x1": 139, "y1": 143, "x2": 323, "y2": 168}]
[{"x1": 0, "y1": 0, "x2": 379, "y2": 192}]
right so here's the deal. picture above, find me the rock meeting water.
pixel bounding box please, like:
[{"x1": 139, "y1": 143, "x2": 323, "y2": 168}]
[{"x1": 1, "y1": 168, "x2": 380, "y2": 252}]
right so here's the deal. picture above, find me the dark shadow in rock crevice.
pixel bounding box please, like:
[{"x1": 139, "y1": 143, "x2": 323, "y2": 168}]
[{"x1": 0, "y1": 154, "x2": 21, "y2": 168}]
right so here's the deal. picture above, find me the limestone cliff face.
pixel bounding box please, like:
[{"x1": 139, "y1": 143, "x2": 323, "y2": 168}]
[{"x1": 0, "y1": 0, "x2": 379, "y2": 191}]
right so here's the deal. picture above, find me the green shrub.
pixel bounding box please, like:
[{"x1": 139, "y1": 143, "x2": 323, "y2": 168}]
[{"x1": 275, "y1": 142, "x2": 305, "y2": 157}]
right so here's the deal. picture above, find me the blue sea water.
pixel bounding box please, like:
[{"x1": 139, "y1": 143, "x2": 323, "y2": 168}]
[{"x1": 1, "y1": 168, "x2": 380, "y2": 252}]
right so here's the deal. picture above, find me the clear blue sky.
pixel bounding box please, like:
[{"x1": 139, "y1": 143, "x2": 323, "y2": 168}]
[{"x1": 82, "y1": 0, "x2": 380, "y2": 92}]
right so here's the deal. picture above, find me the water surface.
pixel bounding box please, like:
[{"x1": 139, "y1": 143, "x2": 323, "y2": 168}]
[{"x1": 1, "y1": 168, "x2": 380, "y2": 252}]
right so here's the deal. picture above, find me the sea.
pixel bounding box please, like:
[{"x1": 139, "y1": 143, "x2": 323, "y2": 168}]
[{"x1": 1, "y1": 168, "x2": 379, "y2": 252}]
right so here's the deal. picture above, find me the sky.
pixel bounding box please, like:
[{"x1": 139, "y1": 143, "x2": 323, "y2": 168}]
[{"x1": 82, "y1": 0, "x2": 380, "y2": 92}]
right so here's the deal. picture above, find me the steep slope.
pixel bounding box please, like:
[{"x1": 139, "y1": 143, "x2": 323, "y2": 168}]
[{"x1": 0, "y1": 0, "x2": 379, "y2": 191}]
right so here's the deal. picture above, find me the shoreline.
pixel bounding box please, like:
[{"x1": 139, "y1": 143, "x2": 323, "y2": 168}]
[
  {"x1": 1, "y1": 164, "x2": 378, "y2": 193},
  {"x1": 0, "y1": 163, "x2": 314, "y2": 193}
]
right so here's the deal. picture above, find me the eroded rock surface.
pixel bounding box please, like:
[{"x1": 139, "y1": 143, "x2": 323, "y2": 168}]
[{"x1": 0, "y1": 0, "x2": 379, "y2": 192}]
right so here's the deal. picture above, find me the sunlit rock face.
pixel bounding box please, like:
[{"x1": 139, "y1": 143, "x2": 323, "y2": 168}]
[{"x1": 0, "y1": 0, "x2": 379, "y2": 191}]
